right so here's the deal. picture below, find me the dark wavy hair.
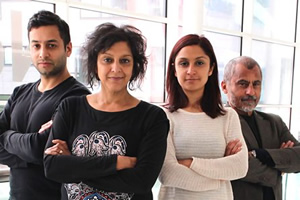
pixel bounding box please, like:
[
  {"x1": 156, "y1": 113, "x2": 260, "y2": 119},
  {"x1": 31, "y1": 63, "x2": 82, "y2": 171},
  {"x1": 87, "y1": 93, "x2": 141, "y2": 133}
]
[
  {"x1": 27, "y1": 10, "x2": 71, "y2": 48},
  {"x1": 166, "y1": 34, "x2": 225, "y2": 118},
  {"x1": 81, "y1": 23, "x2": 148, "y2": 89}
]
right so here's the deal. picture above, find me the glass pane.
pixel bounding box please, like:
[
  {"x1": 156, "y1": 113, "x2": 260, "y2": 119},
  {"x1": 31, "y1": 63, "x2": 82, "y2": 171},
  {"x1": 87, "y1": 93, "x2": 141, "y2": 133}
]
[
  {"x1": 203, "y1": 0, "x2": 242, "y2": 31},
  {"x1": 203, "y1": 31, "x2": 241, "y2": 102},
  {"x1": 69, "y1": 8, "x2": 166, "y2": 102},
  {"x1": 283, "y1": 173, "x2": 300, "y2": 200},
  {"x1": 253, "y1": 0, "x2": 297, "y2": 41},
  {"x1": 71, "y1": 0, "x2": 166, "y2": 17},
  {"x1": 0, "y1": 1, "x2": 54, "y2": 94},
  {"x1": 251, "y1": 41, "x2": 294, "y2": 105}
]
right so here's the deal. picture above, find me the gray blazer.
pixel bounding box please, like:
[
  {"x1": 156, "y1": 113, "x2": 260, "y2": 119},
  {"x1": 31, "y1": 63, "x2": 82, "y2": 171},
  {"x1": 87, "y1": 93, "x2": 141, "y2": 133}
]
[{"x1": 231, "y1": 110, "x2": 300, "y2": 200}]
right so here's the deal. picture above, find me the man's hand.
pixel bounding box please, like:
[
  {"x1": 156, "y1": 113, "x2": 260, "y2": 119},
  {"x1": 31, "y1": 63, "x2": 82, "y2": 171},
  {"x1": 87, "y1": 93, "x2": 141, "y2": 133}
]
[
  {"x1": 116, "y1": 155, "x2": 137, "y2": 170},
  {"x1": 44, "y1": 139, "x2": 71, "y2": 156},
  {"x1": 225, "y1": 139, "x2": 242, "y2": 156},
  {"x1": 280, "y1": 140, "x2": 294, "y2": 149},
  {"x1": 279, "y1": 141, "x2": 294, "y2": 176},
  {"x1": 39, "y1": 120, "x2": 53, "y2": 133}
]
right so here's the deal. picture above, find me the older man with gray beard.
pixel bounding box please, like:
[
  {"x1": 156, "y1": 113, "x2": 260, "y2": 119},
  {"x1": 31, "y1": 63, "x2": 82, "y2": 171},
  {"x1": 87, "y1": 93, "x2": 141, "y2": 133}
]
[{"x1": 221, "y1": 56, "x2": 300, "y2": 200}]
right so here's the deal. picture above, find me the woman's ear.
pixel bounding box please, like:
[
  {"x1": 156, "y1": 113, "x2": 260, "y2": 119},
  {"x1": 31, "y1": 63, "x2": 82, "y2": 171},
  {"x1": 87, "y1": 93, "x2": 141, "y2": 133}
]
[
  {"x1": 172, "y1": 62, "x2": 177, "y2": 77},
  {"x1": 208, "y1": 64, "x2": 215, "y2": 76}
]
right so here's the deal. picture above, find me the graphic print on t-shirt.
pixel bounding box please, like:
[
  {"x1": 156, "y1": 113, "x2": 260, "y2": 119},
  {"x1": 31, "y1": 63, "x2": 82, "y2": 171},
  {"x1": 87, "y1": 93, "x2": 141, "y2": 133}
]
[{"x1": 64, "y1": 131, "x2": 134, "y2": 200}]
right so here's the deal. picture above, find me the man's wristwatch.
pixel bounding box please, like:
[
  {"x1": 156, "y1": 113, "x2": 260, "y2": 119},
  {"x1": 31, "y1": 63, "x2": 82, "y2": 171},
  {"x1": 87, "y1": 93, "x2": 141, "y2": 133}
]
[{"x1": 251, "y1": 150, "x2": 257, "y2": 158}]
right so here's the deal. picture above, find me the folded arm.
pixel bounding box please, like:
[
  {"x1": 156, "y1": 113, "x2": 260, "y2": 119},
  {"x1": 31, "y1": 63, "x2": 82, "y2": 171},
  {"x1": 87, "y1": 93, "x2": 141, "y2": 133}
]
[
  {"x1": 0, "y1": 129, "x2": 49, "y2": 165},
  {"x1": 159, "y1": 133, "x2": 221, "y2": 192},
  {"x1": 44, "y1": 104, "x2": 169, "y2": 194},
  {"x1": 0, "y1": 144, "x2": 27, "y2": 168}
]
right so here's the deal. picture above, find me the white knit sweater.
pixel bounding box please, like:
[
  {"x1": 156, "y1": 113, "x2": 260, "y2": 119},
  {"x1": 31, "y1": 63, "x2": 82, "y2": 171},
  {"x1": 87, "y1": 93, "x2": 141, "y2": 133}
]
[{"x1": 158, "y1": 107, "x2": 248, "y2": 200}]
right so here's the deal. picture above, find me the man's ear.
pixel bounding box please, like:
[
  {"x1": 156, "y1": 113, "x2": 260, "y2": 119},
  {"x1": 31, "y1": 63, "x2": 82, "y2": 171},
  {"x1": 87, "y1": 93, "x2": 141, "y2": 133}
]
[
  {"x1": 66, "y1": 42, "x2": 72, "y2": 57},
  {"x1": 221, "y1": 80, "x2": 228, "y2": 94}
]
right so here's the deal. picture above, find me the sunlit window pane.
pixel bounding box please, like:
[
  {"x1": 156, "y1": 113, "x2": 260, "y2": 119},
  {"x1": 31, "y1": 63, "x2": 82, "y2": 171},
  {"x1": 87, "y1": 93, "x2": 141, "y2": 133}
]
[
  {"x1": 203, "y1": 0, "x2": 242, "y2": 31},
  {"x1": 69, "y1": 8, "x2": 166, "y2": 102},
  {"x1": 71, "y1": 0, "x2": 166, "y2": 17},
  {"x1": 251, "y1": 41, "x2": 293, "y2": 105},
  {"x1": 253, "y1": 0, "x2": 297, "y2": 41}
]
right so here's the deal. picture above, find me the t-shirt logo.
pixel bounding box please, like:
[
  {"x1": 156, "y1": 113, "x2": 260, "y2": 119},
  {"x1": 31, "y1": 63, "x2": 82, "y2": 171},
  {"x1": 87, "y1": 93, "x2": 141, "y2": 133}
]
[
  {"x1": 72, "y1": 131, "x2": 127, "y2": 157},
  {"x1": 64, "y1": 130, "x2": 134, "y2": 200}
]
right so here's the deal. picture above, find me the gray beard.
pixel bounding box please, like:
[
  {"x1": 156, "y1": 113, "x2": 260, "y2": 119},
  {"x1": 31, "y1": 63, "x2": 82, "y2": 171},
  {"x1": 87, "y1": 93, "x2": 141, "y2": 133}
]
[
  {"x1": 230, "y1": 98, "x2": 256, "y2": 113},
  {"x1": 236, "y1": 105, "x2": 255, "y2": 113}
]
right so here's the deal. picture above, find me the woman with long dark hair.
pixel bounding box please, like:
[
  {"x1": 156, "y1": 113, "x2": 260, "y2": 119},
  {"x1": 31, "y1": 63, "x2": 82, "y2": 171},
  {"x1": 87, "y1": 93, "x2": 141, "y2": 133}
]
[{"x1": 158, "y1": 34, "x2": 248, "y2": 200}]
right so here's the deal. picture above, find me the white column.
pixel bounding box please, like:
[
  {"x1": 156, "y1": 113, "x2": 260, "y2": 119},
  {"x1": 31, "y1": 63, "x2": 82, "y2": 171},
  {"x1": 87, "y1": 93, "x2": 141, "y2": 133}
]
[
  {"x1": 182, "y1": 0, "x2": 204, "y2": 35},
  {"x1": 241, "y1": 0, "x2": 254, "y2": 56}
]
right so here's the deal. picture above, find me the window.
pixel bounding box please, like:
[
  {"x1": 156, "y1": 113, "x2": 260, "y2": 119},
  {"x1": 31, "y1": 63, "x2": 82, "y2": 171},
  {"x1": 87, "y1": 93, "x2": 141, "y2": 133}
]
[
  {"x1": 203, "y1": 0, "x2": 243, "y2": 31},
  {"x1": 71, "y1": 0, "x2": 166, "y2": 17},
  {"x1": 251, "y1": 41, "x2": 294, "y2": 105},
  {"x1": 253, "y1": 0, "x2": 297, "y2": 41}
]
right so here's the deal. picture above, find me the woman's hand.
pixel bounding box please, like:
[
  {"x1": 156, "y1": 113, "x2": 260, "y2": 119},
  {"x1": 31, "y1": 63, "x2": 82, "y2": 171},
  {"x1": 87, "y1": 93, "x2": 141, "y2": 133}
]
[
  {"x1": 178, "y1": 158, "x2": 193, "y2": 168},
  {"x1": 116, "y1": 155, "x2": 137, "y2": 170},
  {"x1": 44, "y1": 139, "x2": 71, "y2": 156},
  {"x1": 224, "y1": 139, "x2": 242, "y2": 156}
]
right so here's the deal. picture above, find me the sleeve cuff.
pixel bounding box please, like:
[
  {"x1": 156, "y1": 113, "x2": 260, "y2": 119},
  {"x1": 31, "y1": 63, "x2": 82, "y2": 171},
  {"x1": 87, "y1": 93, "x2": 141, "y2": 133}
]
[{"x1": 254, "y1": 148, "x2": 275, "y2": 167}]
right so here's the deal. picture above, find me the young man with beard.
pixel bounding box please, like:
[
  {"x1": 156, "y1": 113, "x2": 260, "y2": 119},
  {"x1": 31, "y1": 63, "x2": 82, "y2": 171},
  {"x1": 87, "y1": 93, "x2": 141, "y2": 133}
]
[
  {"x1": 221, "y1": 56, "x2": 300, "y2": 200},
  {"x1": 0, "y1": 10, "x2": 90, "y2": 199}
]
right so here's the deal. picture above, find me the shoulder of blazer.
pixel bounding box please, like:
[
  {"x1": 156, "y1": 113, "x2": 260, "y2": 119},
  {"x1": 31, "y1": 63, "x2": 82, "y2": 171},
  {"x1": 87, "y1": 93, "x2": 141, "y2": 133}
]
[{"x1": 253, "y1": 110, "x2": 282, "y2": 123}]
